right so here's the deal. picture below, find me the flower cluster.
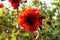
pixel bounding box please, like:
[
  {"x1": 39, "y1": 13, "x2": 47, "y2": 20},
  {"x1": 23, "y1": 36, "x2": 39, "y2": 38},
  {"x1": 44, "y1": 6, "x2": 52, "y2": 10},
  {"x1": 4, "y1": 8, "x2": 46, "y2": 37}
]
[
  {"x1": 0, "y1": 3, "x2": 4, "y2": 8},
  {"x1": 18, "y1": 8, "x2": 42, "y2": 32},
  {"x1": 8, "y1": 0, "x2": 21, "y2": 9}
]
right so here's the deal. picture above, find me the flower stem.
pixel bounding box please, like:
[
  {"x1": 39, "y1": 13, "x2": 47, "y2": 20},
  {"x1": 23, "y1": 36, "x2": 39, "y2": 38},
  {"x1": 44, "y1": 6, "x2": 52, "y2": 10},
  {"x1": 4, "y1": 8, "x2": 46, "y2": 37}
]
[
  {"x1": 32, "y1": 29, "x2": 40, "y2": 40},
  {"x1": 35, "y1": 31, "x2": 40, "y2": 40},
  {"x1": 17, "y1": 8, "x2": 18, "y2": 16}
]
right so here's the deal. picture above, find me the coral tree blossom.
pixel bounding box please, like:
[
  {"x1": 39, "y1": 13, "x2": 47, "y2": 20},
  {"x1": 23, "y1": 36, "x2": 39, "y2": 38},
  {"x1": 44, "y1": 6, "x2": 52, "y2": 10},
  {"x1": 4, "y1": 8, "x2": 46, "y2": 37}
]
[
  {"x1": 18, "y1": 8, "x2": 42, "y2": 32},
  {"x1": 8, "y1": 0, "x2": 21, "y2": 9},
  {"x1": 0, "y1": 3, "x2": 4, "y2": 8}
]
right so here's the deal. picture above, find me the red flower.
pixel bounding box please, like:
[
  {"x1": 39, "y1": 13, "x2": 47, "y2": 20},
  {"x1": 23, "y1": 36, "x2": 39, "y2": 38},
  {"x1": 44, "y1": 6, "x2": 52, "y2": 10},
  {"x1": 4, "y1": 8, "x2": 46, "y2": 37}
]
[
  {"x1": 0, "y1": 3, "x2": 4, "y2": 8},
  {"x1": 8, "y1": 0, "x2": 21, "y2": 9},
  {"x1": 18, "y1": 8, "x2": 42, "y2": 32}
]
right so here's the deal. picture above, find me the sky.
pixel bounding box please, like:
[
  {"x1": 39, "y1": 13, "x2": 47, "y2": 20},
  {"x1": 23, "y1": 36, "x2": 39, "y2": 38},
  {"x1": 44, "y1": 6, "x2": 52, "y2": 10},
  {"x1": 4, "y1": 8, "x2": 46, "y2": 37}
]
[
  {"x1": 0, "y1": 0, "x2": 54, "y2": 10},
  {"x1": 0, "y1": 0, "x2": 57, "y2": 19}
]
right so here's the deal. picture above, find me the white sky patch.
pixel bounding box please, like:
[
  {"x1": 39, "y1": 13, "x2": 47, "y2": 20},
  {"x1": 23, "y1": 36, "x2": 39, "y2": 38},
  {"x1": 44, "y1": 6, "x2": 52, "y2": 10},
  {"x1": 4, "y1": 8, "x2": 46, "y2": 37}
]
[
  {"x1": 0, "y1": 0, "x2": 57, "y2": 19},
  {"x1": 53, "y1": 12, "x2": 57, "y2": 20},
  {"x1": 1, "y1": 0, "x2": 13, "y2": 10},
  {"x1": 27, "y1": 0, "x2": 33, "y2": 4},
  {"x1": 0, "y1": 0, "x2": 53, "y2": 10}
]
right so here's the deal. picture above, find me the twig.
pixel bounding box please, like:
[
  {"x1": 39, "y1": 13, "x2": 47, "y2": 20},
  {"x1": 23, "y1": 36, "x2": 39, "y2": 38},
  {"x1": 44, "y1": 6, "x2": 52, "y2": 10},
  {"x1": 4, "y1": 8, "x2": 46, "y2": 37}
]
[
  {"x1": 17, "y1": 7, "x2": 18, "y2": 16},
  {"x1": 33, "y1": 29, "x2": 40, "y2": 40},
  {"x1": 35, "y1": 30, "x2": 40, "y2": 40}
]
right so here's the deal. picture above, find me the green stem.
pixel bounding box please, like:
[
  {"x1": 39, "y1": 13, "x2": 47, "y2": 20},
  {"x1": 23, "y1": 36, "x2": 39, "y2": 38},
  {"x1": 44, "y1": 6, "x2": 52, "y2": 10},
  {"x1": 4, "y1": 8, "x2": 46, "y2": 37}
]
[
  {"x1": 17, "y1": 8, "x2": 18, "y2": 16},
  {"x1": 12, "y1": 12, "x2": 13, "y2": 24}
]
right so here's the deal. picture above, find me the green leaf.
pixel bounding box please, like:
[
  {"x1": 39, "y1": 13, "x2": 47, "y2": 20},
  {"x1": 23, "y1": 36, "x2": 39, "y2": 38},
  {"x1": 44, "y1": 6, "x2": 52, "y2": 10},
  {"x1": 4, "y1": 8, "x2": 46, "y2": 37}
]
[{"x1": 11, "y1": 36, "x2": 16, "y2": 40}]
